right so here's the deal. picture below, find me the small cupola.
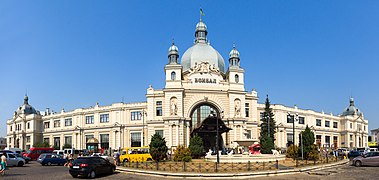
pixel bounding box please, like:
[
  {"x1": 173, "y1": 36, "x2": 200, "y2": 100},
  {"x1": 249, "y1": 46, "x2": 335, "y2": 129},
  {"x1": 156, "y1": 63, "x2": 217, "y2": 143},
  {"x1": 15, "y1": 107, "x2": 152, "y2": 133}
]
[
  {"x1": 229, "y1": 44, "x2": 240, "y2": 67},
  {"x1": 168, "y1": 40, "x2": 179, "y2": 64}
]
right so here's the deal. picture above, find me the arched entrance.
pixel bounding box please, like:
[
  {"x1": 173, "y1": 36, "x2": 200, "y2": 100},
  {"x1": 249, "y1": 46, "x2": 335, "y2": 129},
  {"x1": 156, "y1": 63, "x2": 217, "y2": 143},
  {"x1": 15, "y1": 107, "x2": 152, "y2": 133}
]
[{"x1": 190, "y1": 103, "x2": 231, "y2": 153}]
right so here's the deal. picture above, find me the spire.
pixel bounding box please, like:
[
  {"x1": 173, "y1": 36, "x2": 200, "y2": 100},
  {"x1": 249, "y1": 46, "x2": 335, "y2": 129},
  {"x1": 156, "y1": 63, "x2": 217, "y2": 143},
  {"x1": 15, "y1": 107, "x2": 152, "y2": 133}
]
[
  {"x1": 195, "y1": 9, "x2": 208, "y2": 44},
  {"x1": 349, "y1": 97, "x2": 355, "y2": 106},
  {"x1": 168, "y1": 39, "x2": 179, "y2": 64},
  {"x1": 24, "y1": 93, "x2": 29, "y2": 105},
  {"x1": 229, "y1": 43, "x2": 240, "y2": 67}
]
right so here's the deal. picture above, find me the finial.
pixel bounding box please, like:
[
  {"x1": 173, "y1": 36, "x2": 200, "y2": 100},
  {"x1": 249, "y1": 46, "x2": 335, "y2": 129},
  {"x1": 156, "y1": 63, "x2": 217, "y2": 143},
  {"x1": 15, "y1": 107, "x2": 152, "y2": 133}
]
[
  {"x1": 233, "y1": 42, "x2": 236, "y2": 49},
  {"x1": 172, "y1": 38, "x2": 175, "y2": 45},
  {"x1": 200, "y1": 8, "x2": 205, "y2": 21}
]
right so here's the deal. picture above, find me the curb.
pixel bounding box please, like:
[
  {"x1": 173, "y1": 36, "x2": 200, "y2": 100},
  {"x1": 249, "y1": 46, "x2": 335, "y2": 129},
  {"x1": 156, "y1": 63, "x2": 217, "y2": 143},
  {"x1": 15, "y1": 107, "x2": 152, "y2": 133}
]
[{"x1": 116, "y1": 160, "x2": 349, "y2": 179}]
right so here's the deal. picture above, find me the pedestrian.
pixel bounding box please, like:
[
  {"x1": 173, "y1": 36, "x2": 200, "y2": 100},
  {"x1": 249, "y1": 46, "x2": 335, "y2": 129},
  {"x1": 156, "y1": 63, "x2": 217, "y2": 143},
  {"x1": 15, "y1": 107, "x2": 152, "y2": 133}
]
[
  {"x1": 113, "y1": 150, "x2": 120, "y2": 166},
  {"x1": 0, "y1": 152, "x2": 7, "y2": 176}
]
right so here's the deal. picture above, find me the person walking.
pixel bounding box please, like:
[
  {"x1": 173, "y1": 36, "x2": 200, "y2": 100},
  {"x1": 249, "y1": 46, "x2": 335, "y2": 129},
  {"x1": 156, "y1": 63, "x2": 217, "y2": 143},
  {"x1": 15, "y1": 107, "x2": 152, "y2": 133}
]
[
  {"x1": 113, "y1": 150, "x2": 120, "y2": 166},
  {"x1": 0, "y1": 152, "x2": 7, "y2": 176}
]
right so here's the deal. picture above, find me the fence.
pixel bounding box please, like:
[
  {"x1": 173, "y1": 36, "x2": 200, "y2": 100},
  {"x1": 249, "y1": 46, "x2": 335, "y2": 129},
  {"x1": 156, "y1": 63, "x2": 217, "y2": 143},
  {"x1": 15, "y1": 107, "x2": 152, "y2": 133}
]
[{"x1": 122, "y1": 156, "x2": 345, "y2": 173}]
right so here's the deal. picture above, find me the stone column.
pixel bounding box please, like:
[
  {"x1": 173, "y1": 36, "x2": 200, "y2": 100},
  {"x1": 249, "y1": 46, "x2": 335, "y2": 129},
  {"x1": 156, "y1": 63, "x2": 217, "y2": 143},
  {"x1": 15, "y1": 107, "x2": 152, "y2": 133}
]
[
  {"x1": 186, "y1": 123, "x2": 190, "y2": 147},
  {"x1": 176, "y1": 123, "x2": 179, "y2": 146}
]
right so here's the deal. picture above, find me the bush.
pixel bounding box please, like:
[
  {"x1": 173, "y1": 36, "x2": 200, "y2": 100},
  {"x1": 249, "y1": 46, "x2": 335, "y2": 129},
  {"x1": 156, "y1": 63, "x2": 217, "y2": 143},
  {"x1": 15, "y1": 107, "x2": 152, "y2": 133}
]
[
  {"x1": 286, "y1": 145, "x2": 299, "y2": 158},
  {"x1": 33, "y1": 141, "x2": 50, "y2": 148},
  {"x1": 62, "y1": 143, "x2": 72, "y2": 149},
  {"x1": 149, "y1": 133, "x2": 168, "y2": 162},
  {"x1": 173, "y1": 145, "x2": 192, "y2": 162},
  {"x1": 307, "y1": 144, "x2": 320, "y2": 161},
  {"x1": 189, "y1": 135, "x2": 204, "y2": 159}
]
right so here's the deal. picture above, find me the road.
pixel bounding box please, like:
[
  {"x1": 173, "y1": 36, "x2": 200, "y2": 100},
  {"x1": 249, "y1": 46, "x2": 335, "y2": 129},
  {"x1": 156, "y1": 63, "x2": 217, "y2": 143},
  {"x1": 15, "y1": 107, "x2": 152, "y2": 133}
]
[{"x1": 2, "y1": 161, "x2": 378, "y2": 179}]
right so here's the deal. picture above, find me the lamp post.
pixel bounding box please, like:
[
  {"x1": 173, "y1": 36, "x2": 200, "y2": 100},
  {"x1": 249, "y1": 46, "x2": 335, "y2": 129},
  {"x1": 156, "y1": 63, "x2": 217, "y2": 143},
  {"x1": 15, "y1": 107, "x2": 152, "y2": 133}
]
[
  {"x1": 216, "y1": 116, "x2": 220, "y2": 164},
  {"x1": 287, "y1": 112, "x2": 299, "y2": 160},
  {"x1": 140, "y1": 111, "x2": 146, "y2": 146}
]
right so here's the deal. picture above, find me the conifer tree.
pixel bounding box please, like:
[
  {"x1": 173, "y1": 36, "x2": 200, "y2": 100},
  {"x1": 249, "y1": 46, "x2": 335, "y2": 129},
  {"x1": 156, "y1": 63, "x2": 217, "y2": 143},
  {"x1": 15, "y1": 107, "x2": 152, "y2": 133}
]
[
  {"x1": 259, "y1": 95, "x2": 276, "y2": 154},
  {"x1": 149, "y1": 133, "x2": 168, "y2": 162},
  {"x1": 189, "y1": 134, "x2": 204, "y2": 159}
]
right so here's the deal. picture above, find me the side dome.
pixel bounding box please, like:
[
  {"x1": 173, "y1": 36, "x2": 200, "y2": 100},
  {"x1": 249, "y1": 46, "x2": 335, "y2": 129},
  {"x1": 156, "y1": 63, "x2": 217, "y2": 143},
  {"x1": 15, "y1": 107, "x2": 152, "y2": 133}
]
[
  {"x1": 181, "y1": 43, "x2": 225, "y2": 73},
  {"x1": 342, "y1": 98, "x2": 362, "y2": 116},
  {"x1": 16, "y1": 95, "x2": 40, "y2": 115}
]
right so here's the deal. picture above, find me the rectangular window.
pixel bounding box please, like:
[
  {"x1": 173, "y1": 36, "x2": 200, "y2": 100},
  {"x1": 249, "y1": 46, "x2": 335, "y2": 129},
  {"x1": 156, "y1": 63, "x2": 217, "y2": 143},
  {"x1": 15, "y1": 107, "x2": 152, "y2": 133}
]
[
  {"x1": 260, "y1": 112, "x2": 264, "y2": 120},
  {"x1": 287, "y1": 133, "x2": 294, "y2": 146},
  {"x1": 64, "y1": 136, "x2": 72, "y2": 146},
  {"x1": 287, "y1": 115, "x2": 294, "y2": 123},
  {"x1": 54, "y1": 137, "x2": 60, "y2": 149},
  {"x1": 350, "y1": 135, "x2": 353, "y2": 141},
  {"x1": 325, "y1": 136, "x2": 330, "y2": 145},
  {"x1": 27, "y1": 122, "x2": 30, "y2": 129},
  {"x1": 325, "y1": 120, "x2": 330, "y2": 127},
  {"x1": 156, "y1": 101, "x2": 162, "y2": 116},
  {"x1": 65, "y1": 118, "x2": 72, "y2": 126},
  {"x1": 155, "y1": 130, "x2": 164, "y2": 137},
  {"x1": 299, "y1": 117, "x2": 305, "y2": 124},
  {"x1": 26, "y1": 136, "x2": 30, "y2": 143},
  {"x1": 44, "y1": 122, "x2": 50, "y2": 129},
  {"x1": 10, "y1": 126, "x2": 12, "y2": 131},
  {"x1": 131, "y1": 111, "x2": 142, "y2": 121},
  {"x1": 316, "y1": 135, "x2": 322, "y2": 146},
  {"x1": 350, "y1": 123, "x2": 353, "y2": 129},
  {"x1": 100, "y1": 134, "x2": 109, "y2": 150},
  {"x1": 246, "y1": 130, "x2": 252, "y2": 139},
  {"x1": 54, "y1": 120, "x2": 60, "y2": 128},
  {"x1": 9, "y1": 138, "x2": 11, "y2": 144},
  {"x1": 86, "y1": 115, "x2": 94, "y2": 124},
  {"x1": 333, "y1": 122, "x2": 338, "y2": 128},
  {"x1": 100, "y1": 114, "x2": 109, "y2": 123},
  {"x1": 316, "y1": 119, "x2": 321, "y2": 126},
  {"x1": 131, "y1": 132, "x2": 142, "y2": 147},
  {"x1": 245, "y1": 103, "x2": 249, "y2": 117},
  {"x1": 43, "y1": 138, "x2": 49, "y2": 144}
]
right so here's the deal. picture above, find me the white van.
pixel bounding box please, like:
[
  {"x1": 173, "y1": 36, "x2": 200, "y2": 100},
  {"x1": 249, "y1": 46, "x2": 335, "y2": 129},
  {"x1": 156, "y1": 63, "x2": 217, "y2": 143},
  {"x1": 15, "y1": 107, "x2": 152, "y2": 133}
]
[
  {"x1": 64, "y1": 148, "x2": 80, "y2": 158},
  {"x1": 53, "y1": 150, "x2": 65, "y2": 156},
  {"x1": 5, "y1": 147, "x2": 22, "y2": 154}
]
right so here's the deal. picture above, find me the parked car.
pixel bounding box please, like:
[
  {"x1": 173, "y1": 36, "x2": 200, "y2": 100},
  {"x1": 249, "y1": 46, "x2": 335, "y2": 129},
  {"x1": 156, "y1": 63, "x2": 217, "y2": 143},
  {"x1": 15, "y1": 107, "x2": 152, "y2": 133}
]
[
  {"x1": 4, "y1": 147, "x2": 22, "y2": 154},
  {"x1": 38, "y1": 153, "x2": 66, "y2": 166},
  {"x1": 2, "y1": 153, "x2": 25, "y2": 167},
  {"x1": 348, "y1": 150, "x2": 362, "y2": 160},
  {"x1": 53, "y1": 150, "x2": 65, "y2": 156},
  {"x1": 15, "y1": 153, "x2": 31, "y2": 164},
  {"x1": 69, "y1": 157, "x2": 116, "y2": 178},
  {"x1": 353, "y1": 151, "x2": 379, "y2": 167},
  {"x1": 24, "y1": 147, "x2": 54, "y2": 160}
]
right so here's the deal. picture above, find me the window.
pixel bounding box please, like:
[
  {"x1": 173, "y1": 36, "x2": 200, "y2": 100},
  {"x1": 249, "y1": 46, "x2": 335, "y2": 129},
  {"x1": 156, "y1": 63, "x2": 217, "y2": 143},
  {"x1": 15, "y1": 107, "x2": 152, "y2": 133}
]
[
  {"x1": 65, "y1": 118, "x2": 72, "y2": 126},
  {"x1": 245, "y1": 103, "x2": 249, "y2": 117},
  {"x1": 156, "y1": 101, "x2": 162, "y2": 116},
  {"x1": 350, "y1": 135, "x2": 353, "y2": 141},
  {"x1": 260, "y1": 112, "x2": 264, "y2": 120},
  {"x1": 287, "y1": 133, "x2": 294, "y2": 146},
  {"x1": 246, "y1": 130, "x2": 252, "y2": 139},
  {"x1": 316, "y1": 135, "x2": 322, "y2": 146},
  {"x1": 325, "y1": 120, "x2": 330, "y2": 127},
  {"x1": 64, "y1": 136, "x2": 72, "y2": 146},
  {"x1": 85, "y1": 135, "x2": 94, "y2": 143},
  {"x1": 316, "y1": 119, "x2": 321, "y2": 126},
  {"x1": 364, "y1": 126, "x2": 366, "y2": 131},
  {"x1": 299, "y1": 117, "x2": 305, "y2": 124},
  {"x1": 9, "y1": 138, "x2": 11, "y2": 144},
  {"x1": 100, "y1": 114, "x2": 109, "y2": 123},
  {"x1": 155, "y1": 130, "x2": 164, "y2": 137},
  {"x1": 235, "y1": 74, "x2": 239, "y2": 83},
  {"x1": 26, "y1": 136, "x2": 30, "y2": 143},
  {"x1": 86, "y1": 115, "x2": 94, "y2": 124},
  {"x1": 100, "y1": 134, "x2": 109, "y2": 150},
  {"x1": 325, "y1": 136, "x2": 330, "y2": 145},
  {"x1": 54, "y1": 137, "x2": 60, "y2": 149},
  {"x1": 350, "y1": 123, "x2": 353, "y2": 129},
  {"x1": 27, "y1": 122, "x2": 30, "y2": 129},
  {"x1": 43, "y1": 138, "x2": 49, "y2": 144},
  {"x1": 44, "y1": 122, "x2": 50, "y2": 129},
  {"x1": 10, "y1": 126, "x2": 12, "y2": 131},
  {"x1": 54, "y1": 120, "x2": 60, "y2": 128},
  {"x1": 131, "y1": 132, "x2": 142, "y2": 147},
  {"x1": 8, "y1": 154, "x2": 15, "y2": 159},
  {"x1": 171, "y1": 71, "x2": 176, "y2": 81},
  {"x1": 131, "y1": 111, "x2": 142, "y2": 120},
  {"x1": 287, "y1": 115, "x2": 294, "y2": 123},
  {"x1": 333, "y1": 122, "x2": 338, "y2": 128}
]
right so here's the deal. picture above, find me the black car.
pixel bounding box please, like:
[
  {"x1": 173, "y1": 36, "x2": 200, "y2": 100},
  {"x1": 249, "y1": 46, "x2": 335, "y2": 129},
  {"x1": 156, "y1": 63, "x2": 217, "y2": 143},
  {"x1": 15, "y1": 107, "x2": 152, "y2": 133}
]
[
  {"x1": 348, "y1": 150, "x2": 362, "y2": 159},
  {"x1": 69, "y1": 157, "x2": 116, "y2": 178}
]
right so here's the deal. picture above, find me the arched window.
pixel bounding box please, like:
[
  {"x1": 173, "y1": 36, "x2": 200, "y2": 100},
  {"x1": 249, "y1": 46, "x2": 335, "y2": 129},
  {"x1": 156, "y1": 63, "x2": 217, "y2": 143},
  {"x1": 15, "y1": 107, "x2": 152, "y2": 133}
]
[
  {"x1": 171, "y1": 71, "x2": 176, "y2": 81},
  {"x1": 190, "y1": 104, "x2": 219, "y2": 130},
  {"x1": 235, "y1": 74, "x2": 239, "y2": 83}
]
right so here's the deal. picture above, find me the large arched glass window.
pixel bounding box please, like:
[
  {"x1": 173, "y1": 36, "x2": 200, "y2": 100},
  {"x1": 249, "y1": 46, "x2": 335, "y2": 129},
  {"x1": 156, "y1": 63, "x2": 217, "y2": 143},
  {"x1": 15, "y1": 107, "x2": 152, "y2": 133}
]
[
  {"x1": 190, "y1": 104, "x2": 219, "y2": 130},
  {"x1": 235, "y1": 74, "x2": 239, "y2": 83},
  {"x1": 171, "y1": 71, "x2": 176, "y2": 81}
]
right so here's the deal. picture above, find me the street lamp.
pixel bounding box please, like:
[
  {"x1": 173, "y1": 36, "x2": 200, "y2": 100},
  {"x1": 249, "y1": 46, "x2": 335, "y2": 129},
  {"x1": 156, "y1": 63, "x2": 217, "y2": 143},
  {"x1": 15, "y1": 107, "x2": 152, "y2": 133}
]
[
  {"x1": 287, "y1": 112, "x2": 299, "y2": 160},
  {"x1": 140, "y1": 111, "x2": 147, "y2": 146}
]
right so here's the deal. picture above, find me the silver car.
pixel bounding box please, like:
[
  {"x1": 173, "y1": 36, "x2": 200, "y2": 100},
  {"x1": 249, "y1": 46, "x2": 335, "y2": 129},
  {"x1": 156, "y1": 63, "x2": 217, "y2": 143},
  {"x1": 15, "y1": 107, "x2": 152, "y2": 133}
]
[
  {"x1": 353, "y1": 151, "x2": 379, "y2": 167},
  {"x1": 5, "y1": 153, "x2": 26, "y2": 167}
]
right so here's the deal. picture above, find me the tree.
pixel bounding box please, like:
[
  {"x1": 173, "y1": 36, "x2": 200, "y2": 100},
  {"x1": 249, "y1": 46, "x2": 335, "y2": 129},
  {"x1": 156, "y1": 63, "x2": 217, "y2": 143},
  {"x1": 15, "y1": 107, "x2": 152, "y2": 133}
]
[
  {"x1": 299, "y1": 125, "x2": 315, "y2": 159},
  {"x1": 33, "y1": 141, "x2": 50, "y2": 148},
  {"x1": 189, "y1": 134, "x2": 204, "y2": 159},
  {"x1": 259, "y1": 95, "x2": 276, "y2": 154},
  {"x1": 173, "y1": 145, "x2": 192, "y2": 162},
  {"x1": 307, "y1": 144, "x2": 320, "y2": 161},
  {"x1": 149, "y1": 133, "x2": 168, "y2": 162},
  {"x1": 286, "y1": 144, "x2": 299, "y2": 158}
]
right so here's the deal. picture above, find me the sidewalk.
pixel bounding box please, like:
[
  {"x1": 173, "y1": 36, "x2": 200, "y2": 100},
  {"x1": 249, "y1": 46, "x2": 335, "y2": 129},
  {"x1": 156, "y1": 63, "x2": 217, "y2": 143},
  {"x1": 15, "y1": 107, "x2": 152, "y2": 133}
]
[{"x1": 116, "y1": 159, "x2": 349, "y2": 179}]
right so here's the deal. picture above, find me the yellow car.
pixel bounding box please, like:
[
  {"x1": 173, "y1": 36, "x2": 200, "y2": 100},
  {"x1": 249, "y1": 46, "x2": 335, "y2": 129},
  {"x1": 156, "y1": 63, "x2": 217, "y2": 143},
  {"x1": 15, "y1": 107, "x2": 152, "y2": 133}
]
[{"x1": 120, "y1": 146, "x2": 153, "y2": 163}]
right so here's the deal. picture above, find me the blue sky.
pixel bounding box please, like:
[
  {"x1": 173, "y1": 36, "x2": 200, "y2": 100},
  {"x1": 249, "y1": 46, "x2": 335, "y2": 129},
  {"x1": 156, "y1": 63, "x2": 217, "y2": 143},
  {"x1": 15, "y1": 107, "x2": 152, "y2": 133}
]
[{"x1": 1, "y1": 0, "x2": 378, "y2": 137}]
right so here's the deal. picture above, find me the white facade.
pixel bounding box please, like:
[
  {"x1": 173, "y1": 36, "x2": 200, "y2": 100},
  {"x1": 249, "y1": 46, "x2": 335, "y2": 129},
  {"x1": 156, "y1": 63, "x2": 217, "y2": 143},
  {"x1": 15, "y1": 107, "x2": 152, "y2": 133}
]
[{"x1": 6, "y1": 19, "x2": 369, "y2": 151}]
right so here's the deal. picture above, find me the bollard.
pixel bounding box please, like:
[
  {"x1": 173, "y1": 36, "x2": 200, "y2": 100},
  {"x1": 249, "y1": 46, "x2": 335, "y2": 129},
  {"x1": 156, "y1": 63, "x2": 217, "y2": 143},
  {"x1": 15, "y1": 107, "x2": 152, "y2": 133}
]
[
  {"x1": 183, "y1": 161, "x2": 186, "y2": 172},
  {"x1": 247, "y1": 161, "x2": 251, "y2": 171},
  {"x1": 136, "y1": 161, "x2": 139, "y2": 169},
  {"x1": 156, "y1": 161, "x2": 159, "y2": 171},
  {"x1": 215, "y1": 162, "x2": 218, "y2": 173},
  {"x1": 276, "y1": 160, "x2": 279, "y2": 169}
]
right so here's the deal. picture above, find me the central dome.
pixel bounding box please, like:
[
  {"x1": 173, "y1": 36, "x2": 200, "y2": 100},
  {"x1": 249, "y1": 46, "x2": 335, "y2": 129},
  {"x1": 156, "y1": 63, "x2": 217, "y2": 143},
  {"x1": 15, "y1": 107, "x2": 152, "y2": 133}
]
[
  {"x1": 180, "y1": 20, "x2": 225, "y2": 73},
  {"x1": 181, "y1": 43, "x2": 225, "y2": 73}
]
